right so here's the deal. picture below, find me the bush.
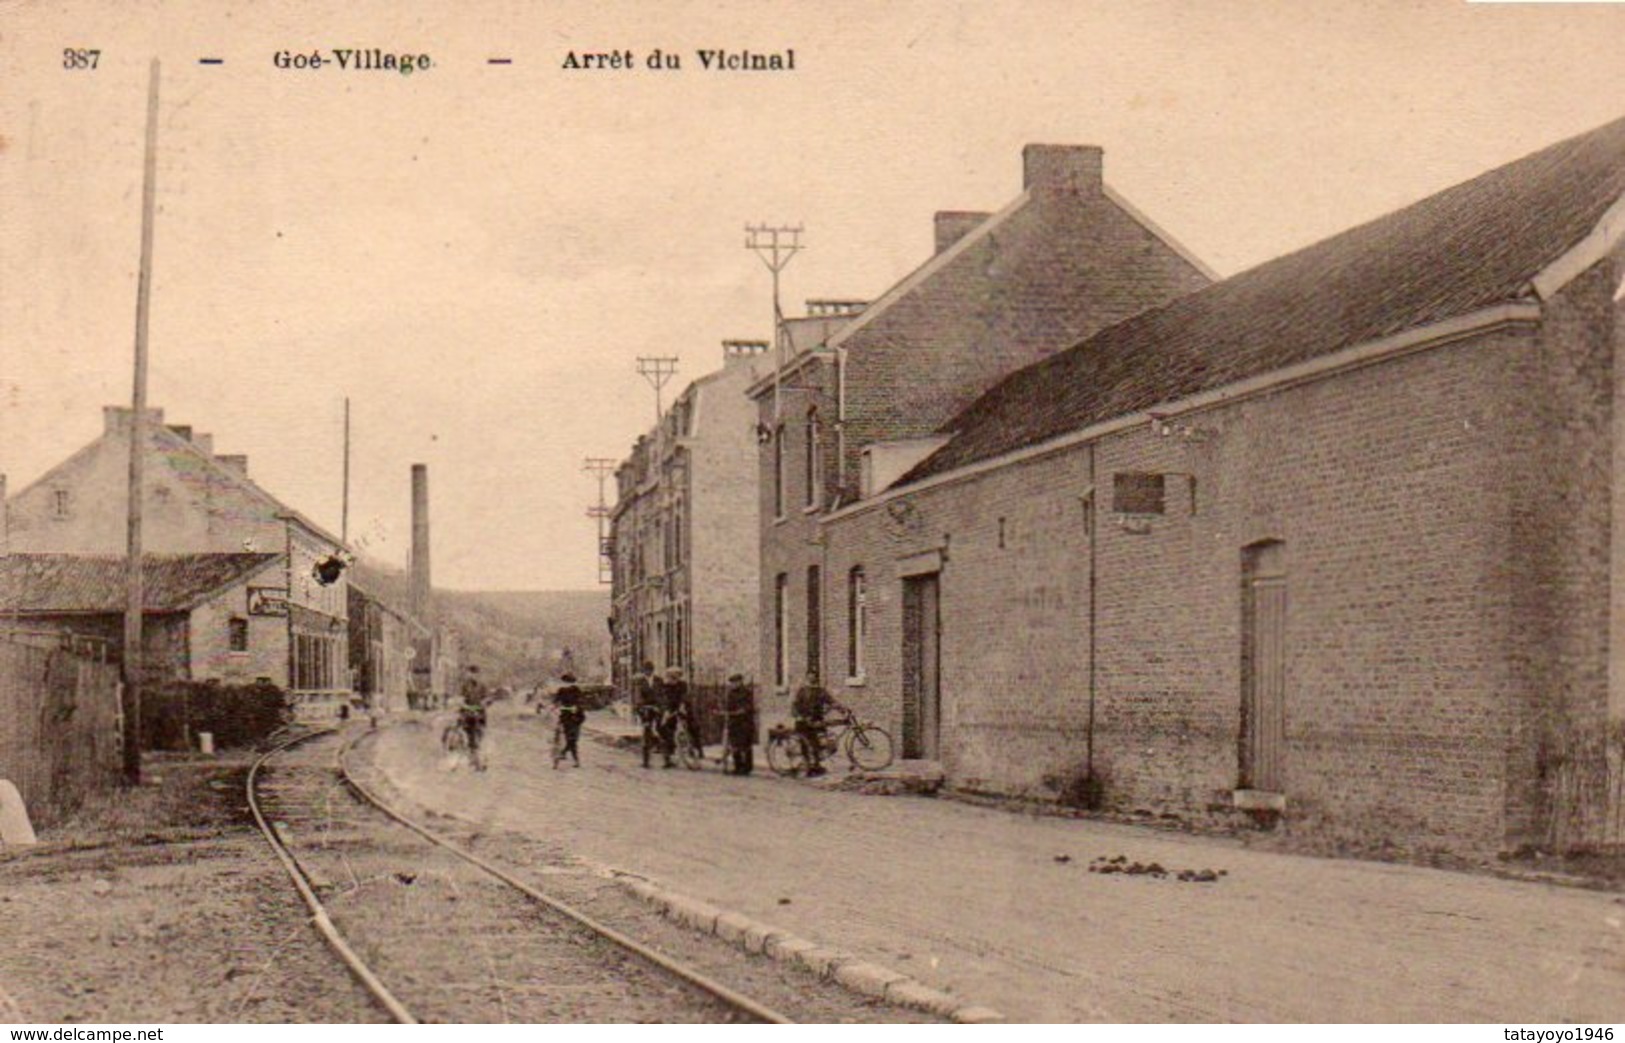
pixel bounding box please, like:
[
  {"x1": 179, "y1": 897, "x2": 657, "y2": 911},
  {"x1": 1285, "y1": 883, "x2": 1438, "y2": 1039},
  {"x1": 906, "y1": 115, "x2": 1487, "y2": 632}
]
[{"x1": 142, "y1": 679, "x2": 293, "y2": 751}]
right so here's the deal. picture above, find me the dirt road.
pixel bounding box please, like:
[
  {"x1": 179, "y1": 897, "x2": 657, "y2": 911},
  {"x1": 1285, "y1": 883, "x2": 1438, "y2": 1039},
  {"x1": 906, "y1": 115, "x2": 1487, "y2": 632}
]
[{"x1": 369, "y1": 710, "x2": 1625, "y2": 1023}]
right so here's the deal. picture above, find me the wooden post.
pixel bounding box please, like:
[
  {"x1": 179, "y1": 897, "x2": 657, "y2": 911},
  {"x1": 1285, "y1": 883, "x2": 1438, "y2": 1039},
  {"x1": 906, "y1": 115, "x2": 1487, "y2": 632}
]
[{"x1": 122, "y1": 58, "x2": 160, "y2": 785}]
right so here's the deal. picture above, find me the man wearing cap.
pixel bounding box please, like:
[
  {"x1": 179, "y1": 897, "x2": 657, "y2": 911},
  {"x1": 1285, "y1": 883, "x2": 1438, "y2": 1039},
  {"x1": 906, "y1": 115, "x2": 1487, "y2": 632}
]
[
  {"x1": 657, "y1": 666, "x2": 691, "y2": 768},
  {"x1": 631, "y1": 660, "x2": 662, "y2": 769},
  {"x1": 551, "y1": 673, "x2": 586, "y2": 768},
  {"x1": 721, "y1": 673, "x2": 757, "y2": 776}
]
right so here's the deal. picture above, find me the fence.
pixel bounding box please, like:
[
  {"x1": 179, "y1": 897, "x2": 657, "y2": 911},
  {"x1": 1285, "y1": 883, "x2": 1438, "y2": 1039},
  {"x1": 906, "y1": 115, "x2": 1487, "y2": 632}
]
[{"x1": 0, "y1": 638, "x2": 123, "y2": 829}]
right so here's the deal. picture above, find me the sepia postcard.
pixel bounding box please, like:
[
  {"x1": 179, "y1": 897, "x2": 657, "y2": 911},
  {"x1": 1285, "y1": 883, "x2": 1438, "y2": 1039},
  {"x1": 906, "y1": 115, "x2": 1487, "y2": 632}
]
[{"x1": 2, "y1": 0, "x2": 1625, "y2": 1031}]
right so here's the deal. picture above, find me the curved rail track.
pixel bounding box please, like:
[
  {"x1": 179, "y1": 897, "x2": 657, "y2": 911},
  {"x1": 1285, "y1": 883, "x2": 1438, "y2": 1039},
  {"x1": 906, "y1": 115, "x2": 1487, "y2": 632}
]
[{"x1": 247, "y1": 727, "x2": 793, "y2": 1024}]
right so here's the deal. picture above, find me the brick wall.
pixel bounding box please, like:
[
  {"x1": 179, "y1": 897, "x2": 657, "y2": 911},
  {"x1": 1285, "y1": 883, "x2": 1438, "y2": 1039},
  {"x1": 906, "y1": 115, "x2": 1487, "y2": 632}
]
[{"x1": 822, "y1": 284, "x2": 1619, "y2": 856}]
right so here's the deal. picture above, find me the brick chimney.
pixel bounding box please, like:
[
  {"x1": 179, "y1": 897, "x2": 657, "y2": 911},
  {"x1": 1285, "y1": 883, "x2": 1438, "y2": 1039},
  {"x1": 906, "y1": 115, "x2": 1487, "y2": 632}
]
[
  {"x1": 410, "y1": 463, "x2": 431, "y2": 620},
  {"x1": 934, "y1": 211, "x2": 991, "y2": 254},
  {"x1": 1022, "y1": 144, "x2": 1103, "y2": 194},
  {"x1": 193, "y1": 432, "x2": 214, "y2": 455},
  {"x1": 166, "y1": 424, "x2": 193, "y2": 442},
  {"x1": 722, "y1": 339, "x2": 769, "y2": 367},
  {"x1": 215, "y1": 454, "x2": 249, "y2": 478},
  {"x1": 102, "y1": 405, "x2": 165, "y2": 435}
]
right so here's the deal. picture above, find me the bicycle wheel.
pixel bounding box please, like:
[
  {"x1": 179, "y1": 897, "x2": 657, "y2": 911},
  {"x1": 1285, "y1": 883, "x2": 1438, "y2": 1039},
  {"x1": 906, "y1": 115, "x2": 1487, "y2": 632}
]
[
  {"x1": 551, "y1": 724, "x2": 565, "y2": 768},
  {"x1": 766, "y1": 734, "x2": 807, "y2": 777},
  {"x1": 442, "y1": 725, "x2": 466, "y2": 754},
  {"x1": 845, "y1": 724, "x2": 895, "y2": 771},
  {"x1": 676, "y1": 734, "x2": 703, "y2": 771}
]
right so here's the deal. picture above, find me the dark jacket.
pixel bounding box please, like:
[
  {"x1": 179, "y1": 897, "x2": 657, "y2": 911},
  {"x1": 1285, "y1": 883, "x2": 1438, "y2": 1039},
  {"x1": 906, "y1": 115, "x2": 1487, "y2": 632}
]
[
  {"x1": 553, "y1": 684, "x2": 585, "y2": 720},
  {"x1": 722, "y1": 683, "x2": 757, "y2": 746},
  {"x1": 792, "y1": 684, "x2": 832, "y2": 722}
]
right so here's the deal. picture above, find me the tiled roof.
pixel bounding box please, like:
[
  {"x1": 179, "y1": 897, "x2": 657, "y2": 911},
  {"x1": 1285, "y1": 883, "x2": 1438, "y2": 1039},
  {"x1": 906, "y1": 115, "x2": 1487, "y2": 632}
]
[
  {"x1": 0, "y1": 553, "x2": 282, "y2": 613},
  {"x1": 903, "y1": 116, "x2": 1625, "y2": 485}
]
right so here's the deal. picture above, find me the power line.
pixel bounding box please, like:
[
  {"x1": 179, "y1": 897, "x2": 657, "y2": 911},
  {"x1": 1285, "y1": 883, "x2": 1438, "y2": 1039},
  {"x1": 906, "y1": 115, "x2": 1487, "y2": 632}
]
[{"x1": 583, "y1": 457, "x2": 617, "y2": 586}]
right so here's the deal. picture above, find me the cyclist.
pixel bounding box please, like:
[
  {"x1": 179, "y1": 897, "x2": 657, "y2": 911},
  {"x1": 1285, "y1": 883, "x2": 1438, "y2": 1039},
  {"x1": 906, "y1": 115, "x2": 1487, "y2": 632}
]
[
  {"x1": 791, "y1": 674, "x2": 835, "y2": 777},
  {"x1": 551, "y1": 673, "x2": 586, "y2": 768},
  {"x1": 457, "y1": 666, "x2": 488, "y2": 771}
]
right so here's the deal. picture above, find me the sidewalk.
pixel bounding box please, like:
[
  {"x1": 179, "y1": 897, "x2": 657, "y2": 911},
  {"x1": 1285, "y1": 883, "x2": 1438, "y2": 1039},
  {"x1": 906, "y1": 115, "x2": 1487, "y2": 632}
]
[{"x1": 369, "y1": 710, "x2": 1625, "y2": 1023}]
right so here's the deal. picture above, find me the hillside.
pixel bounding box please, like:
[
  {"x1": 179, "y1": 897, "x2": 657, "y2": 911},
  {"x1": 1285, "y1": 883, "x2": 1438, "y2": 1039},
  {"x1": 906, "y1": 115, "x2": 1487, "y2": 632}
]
[{"x1": 349, "y1": 560, "x2": 609, "y2": 686}]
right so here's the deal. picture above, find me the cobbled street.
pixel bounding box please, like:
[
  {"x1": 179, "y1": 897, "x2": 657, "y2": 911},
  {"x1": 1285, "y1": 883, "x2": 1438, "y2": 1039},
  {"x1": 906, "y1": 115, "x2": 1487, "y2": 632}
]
[{"x1": 367, "y1": 709, "x2": 1625, "y2": 1023}]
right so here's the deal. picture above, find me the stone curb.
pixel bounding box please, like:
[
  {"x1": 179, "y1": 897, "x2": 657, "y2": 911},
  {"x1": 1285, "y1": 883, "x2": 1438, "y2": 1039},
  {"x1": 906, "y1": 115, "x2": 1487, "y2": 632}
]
[{"x1": 613, "y1": 873, "x2": 1005, "y2": 1023}]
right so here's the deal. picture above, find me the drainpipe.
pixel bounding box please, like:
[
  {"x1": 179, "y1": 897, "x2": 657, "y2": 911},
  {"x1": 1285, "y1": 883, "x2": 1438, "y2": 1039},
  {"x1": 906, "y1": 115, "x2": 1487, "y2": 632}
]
[
  {"x1": 1085, "y1": 442, "x2": 1099, "y2": 805},
  {"x1": 835, "y1": 346, "x2": 848, "y2": 495}
]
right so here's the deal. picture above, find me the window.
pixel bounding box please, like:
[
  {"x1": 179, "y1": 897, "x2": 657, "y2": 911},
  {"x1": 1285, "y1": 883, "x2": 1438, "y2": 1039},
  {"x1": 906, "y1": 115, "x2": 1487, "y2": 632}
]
[
  {"x1": 52, "y1": 489, "x2": 70, "y2": 519},
  {"x1": 806, "y1": 565, "x2": 821, "y2": 683},
  {"x1": 847, "y1": 567, "x2": 867, "y2": 679},
  {"x1": 228, "y1": 617, "x2": 249, "y2": 653},
  {"x1": 1112, "y1": 472, "x2": 1167, "y2": 515},
  {"x1": 773, "y1": 425, "x2": 787, "y2": 518},
  {"x1": 774, "y1": 572, "x2": 788, "y2": 687},
  {"x1": 805, "y1": 410, "x2": 822, "y2": 508}
]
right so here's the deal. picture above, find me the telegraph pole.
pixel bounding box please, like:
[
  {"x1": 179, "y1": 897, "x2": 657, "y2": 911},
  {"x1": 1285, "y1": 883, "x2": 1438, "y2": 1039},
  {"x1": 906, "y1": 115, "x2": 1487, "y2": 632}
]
[
  {"x1": 583, "y1": 457, "x2": 617, "y2": 586},
  {"x1": 635, "y1": 357, "x2": 679, "y2": 422},
  {"x1": 341, "y1": 397, "x2": 351, "y2": 543},
  {"x1": 123, "y1": 58, "x2": 161, "y2": 785},
  {"x1": 745, "y1": 224, "x2": 804, "y2": 422}
]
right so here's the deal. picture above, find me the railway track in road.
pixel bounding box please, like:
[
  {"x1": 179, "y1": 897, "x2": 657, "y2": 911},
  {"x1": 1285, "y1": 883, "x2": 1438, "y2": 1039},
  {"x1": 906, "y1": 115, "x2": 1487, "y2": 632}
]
[{"x1": 248, "y1": 728, "x2": 794, "y2": 1024}]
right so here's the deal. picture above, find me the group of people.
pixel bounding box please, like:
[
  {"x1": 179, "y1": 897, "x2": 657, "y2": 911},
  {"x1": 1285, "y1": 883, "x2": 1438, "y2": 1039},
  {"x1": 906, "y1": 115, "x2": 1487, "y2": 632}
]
[
  {"x1": 629, "y1": 662, "x2": 758, "y2": 775},
  {"x1": 448, "y1": 661, "x2": 840, "y2": 780}
]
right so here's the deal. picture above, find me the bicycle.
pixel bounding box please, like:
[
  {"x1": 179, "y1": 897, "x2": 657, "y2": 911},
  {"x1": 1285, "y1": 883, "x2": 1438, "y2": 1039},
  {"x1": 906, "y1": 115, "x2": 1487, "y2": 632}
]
[
  {"x1": 666, "y1": 706, "x2": 704, "y2": 771},
  {"x1": 766, "y1": 705, "x2": 894, "y2": 776},
  {"x1": 442, "y1": 717, "x2": 486, "y2": 772}
]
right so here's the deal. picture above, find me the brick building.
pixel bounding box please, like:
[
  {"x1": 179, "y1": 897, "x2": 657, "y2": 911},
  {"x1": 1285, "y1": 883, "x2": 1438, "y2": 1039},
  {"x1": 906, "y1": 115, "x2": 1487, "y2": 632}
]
[
  {"x1": 751, "y1": 143, "x2": 1213, "y2": 715},
  {"x1": 4, "y1": 407, "x2": 353, "y2": 713},
  {"x1": 817, "y1": 116, "x2": 1625, "y2": 857},
  {"x1": 0, "y1": 552, "x2": 287, "y2": 685},
  {"x1": 609, "y1": 340, "x2": 776, "y2": 690}
]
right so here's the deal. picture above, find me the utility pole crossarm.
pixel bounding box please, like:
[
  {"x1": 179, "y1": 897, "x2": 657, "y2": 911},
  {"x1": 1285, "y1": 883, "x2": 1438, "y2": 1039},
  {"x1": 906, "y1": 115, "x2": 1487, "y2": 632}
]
[
  {"x1": 635, "y1": 357, "x2": 680, "y2": 423},
  {"x1": 583, "y1": 457, "x2": 618, "y2": 586},
  {"x1": 744, "y1": 224, "x2": 805, "y2": 425}
]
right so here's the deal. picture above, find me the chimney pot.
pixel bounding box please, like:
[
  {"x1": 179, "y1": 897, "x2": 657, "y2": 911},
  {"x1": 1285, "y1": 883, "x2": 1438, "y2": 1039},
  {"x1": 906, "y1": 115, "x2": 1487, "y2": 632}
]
[
  {"x1": 103, "y1": 405, "x2": 166, "y2": 435},
  {"x1": 933, "y1": 211, "x2": 992, "y2": 254},
  {"x1": 1022, "y1": 144, "x2": 1103, "y2": 194},
  {"x1": 216, "y1": 454, "x2": 249, "y2": 477}
]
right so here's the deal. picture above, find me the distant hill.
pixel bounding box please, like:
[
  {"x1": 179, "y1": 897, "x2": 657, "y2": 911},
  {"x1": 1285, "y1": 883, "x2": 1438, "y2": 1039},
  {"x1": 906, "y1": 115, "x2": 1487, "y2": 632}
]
[{"x1": 349, "y1": 559, "x2": 609, "y2": 686}]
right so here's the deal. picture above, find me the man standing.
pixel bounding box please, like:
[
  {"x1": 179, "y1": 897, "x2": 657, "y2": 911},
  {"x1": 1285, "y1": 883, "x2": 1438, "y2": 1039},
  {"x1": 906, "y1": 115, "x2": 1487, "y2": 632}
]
[
  {"x1": 456, "y1": 665, "x2": 489, "y2": 771},
  {"x1": 631, "y1": 661, "x2": 662, "y2": 769},
  {"x1": 658, "y1": 666, "x2": 690, "y2": 768},
  {"x1": 551, "y1": 673, "x2": 586, "y2": 768},
  {"x1": 721, "y1": 674, "x2": 757, "y2": 776},
  {"x1": 791, "y1": 674, "x2": 834, "y2": 777}
]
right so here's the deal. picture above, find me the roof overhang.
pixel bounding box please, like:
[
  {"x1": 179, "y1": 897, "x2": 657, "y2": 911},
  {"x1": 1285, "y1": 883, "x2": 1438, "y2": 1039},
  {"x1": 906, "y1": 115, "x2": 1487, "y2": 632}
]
[
  {"x1": 1532, "y1": 190, "x2": 1625, "y2": 301},
  {"x1": 825, "y1": 299, "x2": 1544, "y2": 523}
]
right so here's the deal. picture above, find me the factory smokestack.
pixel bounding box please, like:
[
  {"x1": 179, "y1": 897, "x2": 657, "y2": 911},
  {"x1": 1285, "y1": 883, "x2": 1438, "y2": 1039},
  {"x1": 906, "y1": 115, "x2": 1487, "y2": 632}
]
[{"x1": 410, "y1": 463, "x2": 431, "y2": 619}]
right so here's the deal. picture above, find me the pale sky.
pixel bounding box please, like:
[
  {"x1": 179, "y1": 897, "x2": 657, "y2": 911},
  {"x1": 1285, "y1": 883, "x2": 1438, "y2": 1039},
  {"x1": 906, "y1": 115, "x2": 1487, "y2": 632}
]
[{"x1": 4, "y1": 0, "x2": 1624, "y2": 590}]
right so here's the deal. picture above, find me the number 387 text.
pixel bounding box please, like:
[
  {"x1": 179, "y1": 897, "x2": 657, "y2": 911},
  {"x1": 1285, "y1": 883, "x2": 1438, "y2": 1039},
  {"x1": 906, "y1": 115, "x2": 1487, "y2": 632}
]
[{"x1": 63, "y1": 49, "x2": 100, "y2": 70}]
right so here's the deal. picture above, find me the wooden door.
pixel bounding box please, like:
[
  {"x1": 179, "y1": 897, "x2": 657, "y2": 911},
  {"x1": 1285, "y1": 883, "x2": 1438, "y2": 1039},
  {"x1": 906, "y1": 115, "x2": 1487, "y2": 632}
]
[
  {"x1": 1240, "y1": 541, "x2": 1286, "y2": 792},
  {"x1": 902, "y1": 573, "x2": 942, "y2": 760}
]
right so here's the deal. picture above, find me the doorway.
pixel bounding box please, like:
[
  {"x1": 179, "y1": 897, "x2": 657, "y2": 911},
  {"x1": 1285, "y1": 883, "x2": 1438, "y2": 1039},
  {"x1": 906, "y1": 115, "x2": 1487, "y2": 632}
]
[{"x1": 902, "y1": 572, "x2": 941, "y2": 760}]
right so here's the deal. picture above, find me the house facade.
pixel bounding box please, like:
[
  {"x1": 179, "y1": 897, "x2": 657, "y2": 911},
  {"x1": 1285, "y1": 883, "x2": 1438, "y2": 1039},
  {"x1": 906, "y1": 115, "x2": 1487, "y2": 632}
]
[
  {"x1": 610, "y1": 339, "x2": 775, "y2": 690},
  {"x1": 751, "y1": 143, "x2": 1213, "y2": 712},
  {"x1": 817, "y1": 117, "x2": 1625, "y2": 857},
  {"x1": 0, "y1": 552, "x2": 288, "y2": 686},
  {"x1": 5, "y1": 406, "x2": 353, "y2": 713}
]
